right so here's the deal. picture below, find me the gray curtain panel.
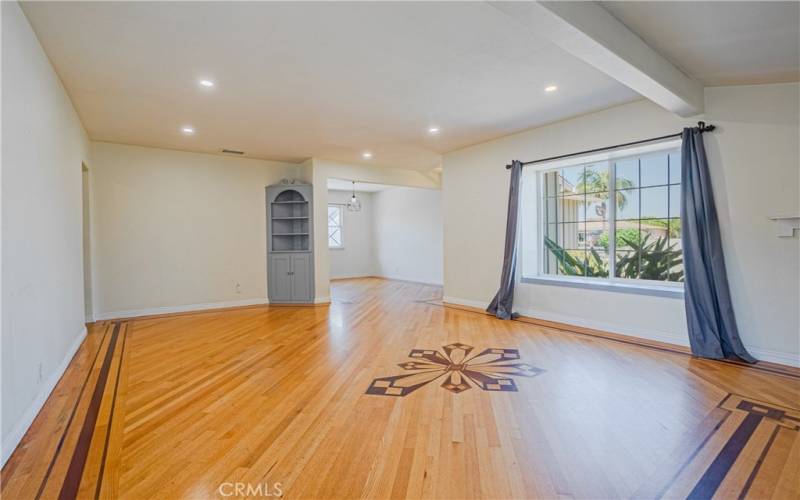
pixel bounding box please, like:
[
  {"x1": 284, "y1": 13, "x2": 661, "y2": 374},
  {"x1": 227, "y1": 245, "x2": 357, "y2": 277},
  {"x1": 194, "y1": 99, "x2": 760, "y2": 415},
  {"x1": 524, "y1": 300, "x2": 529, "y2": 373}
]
[
  {"x1": 681, "y1": 128, "x2": 756, "y2": 363},
  {"x1": 487, "y1": 160, "x2": 522, "y2": 320}
]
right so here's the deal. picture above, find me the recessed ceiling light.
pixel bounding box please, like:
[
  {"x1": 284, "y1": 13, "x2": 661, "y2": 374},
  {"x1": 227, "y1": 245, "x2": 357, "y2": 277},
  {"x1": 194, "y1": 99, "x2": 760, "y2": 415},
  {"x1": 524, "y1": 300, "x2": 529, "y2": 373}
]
[
  {"x1": 428, "y1": 126, "x2": 440, "y2": 134},
  {"x1": 199, "y1": 79, "x2": 215, "y2": 88},
  {"x1": 181, "y1": 126, "x2": 195, "y2": 135},
  {"x1": 362, "y1": 151, "x2": 373, "y2": 159},
  {"x1": 545, "y1": 85, "x2": 558, "y2": 92}
]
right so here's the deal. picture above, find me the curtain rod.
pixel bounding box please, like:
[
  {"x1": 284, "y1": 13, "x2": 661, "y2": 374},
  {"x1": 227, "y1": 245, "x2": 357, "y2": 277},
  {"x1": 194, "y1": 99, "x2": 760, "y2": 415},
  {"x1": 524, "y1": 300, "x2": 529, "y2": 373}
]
[{"x1": 506, "y1": 121, "x2": 716, "y2": 169}]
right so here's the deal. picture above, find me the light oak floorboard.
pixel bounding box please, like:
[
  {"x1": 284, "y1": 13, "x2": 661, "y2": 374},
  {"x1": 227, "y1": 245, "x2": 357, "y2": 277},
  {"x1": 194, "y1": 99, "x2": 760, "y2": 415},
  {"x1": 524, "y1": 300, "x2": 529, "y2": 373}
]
[{"x1": 2, "y1": 278, "x2": 798, "y2": 499}]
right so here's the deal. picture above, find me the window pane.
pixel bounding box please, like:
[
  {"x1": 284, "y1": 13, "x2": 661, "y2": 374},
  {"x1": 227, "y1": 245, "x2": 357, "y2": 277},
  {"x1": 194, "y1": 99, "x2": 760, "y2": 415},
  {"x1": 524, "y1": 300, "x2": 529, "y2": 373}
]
[
  {"x1": 544, "y1": 223, "x2": 558, "y2": 242},
  {"x1": 328, "y1": 206, "x2": 341, "y2": 226},
  {"x1": 669, "y1": 184, "x2": 681, "y2": 219},
  {"x1": 543, "y1": 171, "x2": 558, "y2": 197},
  {"x1": 586, "y1": 224, "x2": 609, "y2": 250},
  {"x1": 615, "y1": 251, "x2": 638, "y2": 278},
  {"x1": 615, "y1": 224, "x2": 640, "y2": 250},
  {"x1": 328, "y1": 205, "x2": 343, "y2": 248},
  {"x1": 586, "y1": 248, "x2": 609, "y2": 277},
  {"x1": 559, "y1": 165, "x2": 584, "y2": 194},
  {"x1": 559, "y1": 194, "x2": 584, "y2": 222},
  {"x1": 615, "y1": 188, "x2": 639, "y2": 220},
  {"x1": 668, "y1": 218, "x2": 682, "y2": 243},
  {"x1": 669, "y1": 152, "x2": 682, "y2": 184},
  {"x1": 585, "y1": 191, "x2": 609, "y2": 225},
  {"x1": 615, "y1": 158, "x2": 639, "y2": 189},
  {"x1": 543, "y1": 196, "x2": 557, "y2": 224},
  {"x1": 560, "y1": 222, "x2": 583, "y2": 250},
  {"x1": 640, "y1": 153, "x2": 668, "y2": 187},
  {"x1": 667, "y1": 219, "x2": 684, "y2": 282},
  {"x1": 640, "y1": 186, "x2": 669, "y2": 219},
  {"x1": 328, "y1": 227, "x2": 341, "y2": 247},
  {"x1": 536, "y1": 148, "x2": 682, "y2": 284},
  {"x1": 543, "y1": 245, "x2": 560, "y2": 275},
  {"x1": 565, "y1": 250, "x2": 587, "y2": 277},
  {"x1": 578, "y1": 163, "x2": 608, "y2": 194}
]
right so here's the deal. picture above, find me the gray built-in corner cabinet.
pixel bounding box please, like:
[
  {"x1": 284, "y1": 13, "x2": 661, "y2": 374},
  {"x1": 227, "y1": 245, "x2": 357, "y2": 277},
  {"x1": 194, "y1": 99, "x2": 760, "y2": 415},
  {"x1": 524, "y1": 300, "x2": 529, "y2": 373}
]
[{"x1": 266, "y1": 182, "x2": 314, "y2": 304}]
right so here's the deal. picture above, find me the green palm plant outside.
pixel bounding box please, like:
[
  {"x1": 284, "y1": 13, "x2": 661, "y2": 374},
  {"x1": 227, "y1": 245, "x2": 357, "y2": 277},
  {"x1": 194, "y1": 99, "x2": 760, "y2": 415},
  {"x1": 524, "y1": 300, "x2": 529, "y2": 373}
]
[
  {"x1": 544, "y1": 234, "x2": 683, "y2": 282},
  {"x1": 574, "y1": 169, "x2": 635, "y2": 221}
]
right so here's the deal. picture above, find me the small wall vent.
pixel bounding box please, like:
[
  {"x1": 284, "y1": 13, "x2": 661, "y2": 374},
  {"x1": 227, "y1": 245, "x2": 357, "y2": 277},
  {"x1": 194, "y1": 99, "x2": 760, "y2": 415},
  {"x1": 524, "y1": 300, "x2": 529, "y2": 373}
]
[{"x1": 222, "y1": 149, "x2": 244, "y2": 155}]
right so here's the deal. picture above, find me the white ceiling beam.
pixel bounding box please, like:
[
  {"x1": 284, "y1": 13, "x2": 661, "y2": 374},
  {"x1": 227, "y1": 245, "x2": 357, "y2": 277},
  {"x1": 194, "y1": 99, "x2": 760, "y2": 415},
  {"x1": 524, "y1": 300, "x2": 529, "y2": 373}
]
[{"x1": 489, "y1": 1, "x2": 705, "y2": 117}]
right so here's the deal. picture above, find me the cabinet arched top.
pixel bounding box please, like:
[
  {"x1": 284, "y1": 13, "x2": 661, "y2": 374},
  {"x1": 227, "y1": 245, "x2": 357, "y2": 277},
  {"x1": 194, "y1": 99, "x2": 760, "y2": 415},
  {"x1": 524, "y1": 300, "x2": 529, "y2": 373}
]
[{"x1": 271, "y1": 188, "x2": 307, "y2": 203}]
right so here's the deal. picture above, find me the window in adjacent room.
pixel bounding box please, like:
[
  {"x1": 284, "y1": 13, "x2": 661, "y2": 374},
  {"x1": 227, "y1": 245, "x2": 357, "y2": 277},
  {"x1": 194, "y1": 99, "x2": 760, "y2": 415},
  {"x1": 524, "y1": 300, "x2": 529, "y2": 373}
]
[
  {"x1": 529, "y1": 142, "x2": 683, "y2": 288},
  {"x1": 328, "y1": 204, "x2": 344, "y2": 249}
]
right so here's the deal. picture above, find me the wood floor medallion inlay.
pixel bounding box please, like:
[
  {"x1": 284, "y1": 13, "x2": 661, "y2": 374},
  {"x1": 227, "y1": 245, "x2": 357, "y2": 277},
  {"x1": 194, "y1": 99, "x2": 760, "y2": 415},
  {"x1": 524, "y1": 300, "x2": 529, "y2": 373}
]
[{"x1": 366, "y1": 343, "x2": 543, "y2": 396}]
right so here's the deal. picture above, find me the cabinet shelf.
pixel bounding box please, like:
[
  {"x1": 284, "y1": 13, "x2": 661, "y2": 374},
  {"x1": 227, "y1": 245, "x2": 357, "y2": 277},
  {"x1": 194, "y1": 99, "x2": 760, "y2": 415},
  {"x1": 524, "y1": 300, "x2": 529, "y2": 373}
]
[
  {"x1": 272, "y1": 216, "x2": 309, "y2": 220},
  {"x1": 273, "y1": 233, "x2": 309, "y2": 236},
  {"x1": 272, "y1": 201, "x2": 308, "y2": 204}
]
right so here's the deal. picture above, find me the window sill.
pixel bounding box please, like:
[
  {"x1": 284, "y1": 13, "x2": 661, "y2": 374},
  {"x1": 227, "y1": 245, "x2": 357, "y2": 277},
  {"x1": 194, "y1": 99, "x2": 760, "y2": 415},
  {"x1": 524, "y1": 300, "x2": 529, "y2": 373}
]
[
  {"x1": 329, "y1": 247, "x2": 345, "y2": 251},
  {"x1": 521, "y1": 275, "x2": 684, "y2": 299}
]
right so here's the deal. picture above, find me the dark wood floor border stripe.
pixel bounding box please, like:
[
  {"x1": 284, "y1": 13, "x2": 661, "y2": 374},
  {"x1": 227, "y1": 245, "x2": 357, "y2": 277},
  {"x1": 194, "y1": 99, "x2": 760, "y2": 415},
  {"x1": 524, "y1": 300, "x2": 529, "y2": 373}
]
[
  {"x1": 738, "y1": 424, "x2": 781, "y2": 499},
  {"x1": 58, "y1": 322, "x2": 121, "y2": 500},
  {"x1": 438, "y1": 302, "x2": 800, "y2": 380},
  {"x1": 687, "y1": 411, "x2": 764, "y2": 499},
  {"x1": 94, "y1": 323, "x2": 128, "y2": 499},
  {"x1": 35, "y1": 324, "x2": 112, "y2": 500},
  {"x1": 653, "y1": 408, "x2": 732, "y2": 499}
]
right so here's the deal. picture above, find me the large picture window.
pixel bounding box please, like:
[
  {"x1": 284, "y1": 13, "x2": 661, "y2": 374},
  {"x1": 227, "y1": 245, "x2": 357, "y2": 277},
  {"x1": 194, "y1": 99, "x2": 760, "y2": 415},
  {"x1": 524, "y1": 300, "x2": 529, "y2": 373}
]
[{"x1": 537, "y1": 146, "x2": 683, "y2": 285}]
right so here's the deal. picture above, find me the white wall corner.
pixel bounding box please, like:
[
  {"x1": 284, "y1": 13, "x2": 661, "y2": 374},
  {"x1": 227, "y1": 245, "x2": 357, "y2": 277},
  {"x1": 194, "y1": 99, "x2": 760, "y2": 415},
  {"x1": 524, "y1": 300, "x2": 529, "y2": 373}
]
[{"x1": 1, "y1": 325, "x2": 88, "y2": 466}]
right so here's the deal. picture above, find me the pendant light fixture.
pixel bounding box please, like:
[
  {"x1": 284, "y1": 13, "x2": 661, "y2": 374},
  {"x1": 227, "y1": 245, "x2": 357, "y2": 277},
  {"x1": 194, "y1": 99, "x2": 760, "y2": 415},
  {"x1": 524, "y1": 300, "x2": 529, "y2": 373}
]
[{"x1": 347, "y1": 181, "x2": 362, "y2": 212}]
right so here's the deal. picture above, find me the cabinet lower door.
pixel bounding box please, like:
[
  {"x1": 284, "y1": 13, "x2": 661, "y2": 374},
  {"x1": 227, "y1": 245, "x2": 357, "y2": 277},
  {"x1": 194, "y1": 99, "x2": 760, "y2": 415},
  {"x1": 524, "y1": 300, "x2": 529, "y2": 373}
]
[
  {"x1": 269, "y1": 255, "x2": 292, "y2": 302},
  {"x1": 290, "y1": 253, "x2": 312, "y2": 302}
]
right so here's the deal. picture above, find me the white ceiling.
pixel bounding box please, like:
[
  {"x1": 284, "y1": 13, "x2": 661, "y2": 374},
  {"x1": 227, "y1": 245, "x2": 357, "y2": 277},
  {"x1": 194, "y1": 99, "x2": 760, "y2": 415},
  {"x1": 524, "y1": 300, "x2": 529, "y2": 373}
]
[
  {"x1": 602, "y1": 1, "x2": 800, "y2": 86},
  {"x1": 20, "y1": 1, "x2": 639, "y2": 170},
  {"x1": 20, "y1": 2, "x2": 797, "y2": 171},
  {"x1": 327, "y1": 178, "x2": 394, "y2": 192}
]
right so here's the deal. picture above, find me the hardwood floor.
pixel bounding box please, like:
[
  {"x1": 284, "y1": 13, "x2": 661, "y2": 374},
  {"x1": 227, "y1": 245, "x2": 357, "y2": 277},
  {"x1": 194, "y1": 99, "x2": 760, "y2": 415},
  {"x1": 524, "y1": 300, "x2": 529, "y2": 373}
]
[{"x1": 3, "y1": 278, "x2": 799, "y2": 499}]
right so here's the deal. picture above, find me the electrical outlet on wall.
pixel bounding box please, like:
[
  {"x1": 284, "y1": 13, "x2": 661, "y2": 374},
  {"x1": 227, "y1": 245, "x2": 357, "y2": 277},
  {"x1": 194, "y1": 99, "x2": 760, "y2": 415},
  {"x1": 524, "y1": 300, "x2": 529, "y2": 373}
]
[{"x1": 235, "y1": 281, "x2": 242, "y2": 294}]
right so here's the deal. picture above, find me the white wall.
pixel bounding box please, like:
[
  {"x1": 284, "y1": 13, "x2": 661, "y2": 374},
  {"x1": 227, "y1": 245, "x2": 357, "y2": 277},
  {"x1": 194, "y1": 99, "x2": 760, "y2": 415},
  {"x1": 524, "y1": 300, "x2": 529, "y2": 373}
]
[
  {"x1": 1, "y1": 1, "x2": 91, "y2": 464},
  {"x1": 373, "y1": 187, "x2": 443, "y2": 285},
  {"x1": 328, "y1": 190, "x2": 374, "y2": 279},
  {"x1": 443, "y1": 83, "x2": 800, "y2": 365},
  {"x1": 90, "y1": 142, "x2": 297, "y2": 318}
]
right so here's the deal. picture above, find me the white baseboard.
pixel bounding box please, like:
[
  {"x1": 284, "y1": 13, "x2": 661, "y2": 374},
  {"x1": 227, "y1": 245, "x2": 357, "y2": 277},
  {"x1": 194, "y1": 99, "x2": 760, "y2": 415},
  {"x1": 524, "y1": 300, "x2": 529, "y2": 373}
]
[
  {"x1": 441, "y1": 296, "x2": 799, "y2": 368},
  {"x1": 314, "y1": 296, "x2": 331, "y2": 304},
  {"x1": 748, "y1": 347, "x2": 800, "y2": 367},
  {"x1": 376, "y1": 274, "x2": 443, "y2": 286},
  {"x1": 443, "y1": 295, "x2": 487, "y2": 310},
  {"x1": 1, "y1": 325, "x2": 87, "y2": 466},
  {"x1": 94, "y1": 298, "x2": 269, "y2": 320},
  {"x1": 516, "y1": 306, "x2": 690, "y2": 348},
  {"x1": 330, "y1": 274, "x2": 373, "y2": 280}
]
